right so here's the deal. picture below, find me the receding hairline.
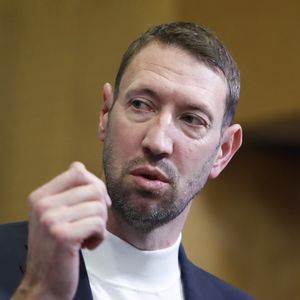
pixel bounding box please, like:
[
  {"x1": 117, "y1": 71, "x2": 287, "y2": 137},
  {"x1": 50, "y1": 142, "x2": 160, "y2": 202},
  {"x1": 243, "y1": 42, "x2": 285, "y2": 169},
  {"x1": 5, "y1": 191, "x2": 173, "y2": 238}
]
[
  {"x1": 112, "y1": 21, "x2": 240, "y2": 127},
  {"x1": 114, "y1": 39, "x2": 229, "y2": 102}
]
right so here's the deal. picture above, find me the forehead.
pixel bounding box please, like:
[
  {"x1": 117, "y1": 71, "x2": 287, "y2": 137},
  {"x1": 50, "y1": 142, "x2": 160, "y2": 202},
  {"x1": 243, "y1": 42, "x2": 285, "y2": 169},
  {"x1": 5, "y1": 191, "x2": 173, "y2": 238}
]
[{"x1": 118, "y1": 42, "x2": 227, "y2": 118}]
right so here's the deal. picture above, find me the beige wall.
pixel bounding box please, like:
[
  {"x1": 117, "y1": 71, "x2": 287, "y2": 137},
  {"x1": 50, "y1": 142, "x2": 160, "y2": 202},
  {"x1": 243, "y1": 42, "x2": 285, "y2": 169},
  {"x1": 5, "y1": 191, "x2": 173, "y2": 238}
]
[
  {"x1": 183, "y1": 148, "x2": 300, "y2": 299},
  {"x1": 178, "y1": 0, "x2": 300, "y2": 123},
  {"x1": 1, "y1": 1, "x2": 299, "y2": 299},
  {"x1": 0, "y1": 0, "x2": 179, "y2": 221}
]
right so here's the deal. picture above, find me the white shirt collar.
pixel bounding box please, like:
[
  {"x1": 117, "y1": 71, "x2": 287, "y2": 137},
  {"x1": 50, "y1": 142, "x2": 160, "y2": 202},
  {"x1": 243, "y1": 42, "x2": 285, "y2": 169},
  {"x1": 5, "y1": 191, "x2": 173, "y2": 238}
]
[{"x1": 82, "y1": 230, "x2": 182, "y2": 292}]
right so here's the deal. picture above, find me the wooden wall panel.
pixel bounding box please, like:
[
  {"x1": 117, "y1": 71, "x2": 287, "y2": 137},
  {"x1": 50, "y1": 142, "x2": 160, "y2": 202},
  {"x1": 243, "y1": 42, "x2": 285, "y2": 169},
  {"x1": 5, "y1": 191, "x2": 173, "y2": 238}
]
[
  {"x1": 1, "y1": 1, "x2": 299, "y2": 299},
  {"x1": 177, "y1": 0, "x2": 300, "y2": 125},
  {"x1": 0, "y1": 0, "x2": 178, "y2": 222}
]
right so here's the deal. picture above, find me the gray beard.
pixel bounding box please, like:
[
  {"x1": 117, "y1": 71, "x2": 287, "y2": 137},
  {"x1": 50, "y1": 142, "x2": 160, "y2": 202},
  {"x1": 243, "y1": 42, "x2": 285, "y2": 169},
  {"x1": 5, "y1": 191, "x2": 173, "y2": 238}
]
[
  {"x1": 103, "y1": 141, "x2": 216, "y2": 233},
  {"x1": 106, "y1": 176, "x2": 190, "y2": 233}
]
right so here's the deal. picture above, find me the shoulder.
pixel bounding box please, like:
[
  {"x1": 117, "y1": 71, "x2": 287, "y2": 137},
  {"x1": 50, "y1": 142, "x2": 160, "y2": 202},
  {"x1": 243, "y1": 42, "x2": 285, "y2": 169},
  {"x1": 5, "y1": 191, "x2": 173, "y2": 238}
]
[
  {"x1": 0, "y1": 221, "x2": 28, "y2": 299},
  {"x1": 0, "y1": 220, "x2": 28, "y2": 264},
  {"x1": 179, "y1": 246, "x2": 254, "y2": 300},
  {"x1": 0, "y1": 221, "x2": 28, "y2": 237},
  {"x1": 0, "y1": 221, "x2": 28, "y2": 253}
]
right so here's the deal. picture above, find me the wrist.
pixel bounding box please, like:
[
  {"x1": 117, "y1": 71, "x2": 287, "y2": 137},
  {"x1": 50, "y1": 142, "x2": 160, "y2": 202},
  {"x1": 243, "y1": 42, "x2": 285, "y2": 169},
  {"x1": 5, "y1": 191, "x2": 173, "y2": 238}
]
[{"x1": 12, "y1": 276, "x2": 71, "y2": 300}]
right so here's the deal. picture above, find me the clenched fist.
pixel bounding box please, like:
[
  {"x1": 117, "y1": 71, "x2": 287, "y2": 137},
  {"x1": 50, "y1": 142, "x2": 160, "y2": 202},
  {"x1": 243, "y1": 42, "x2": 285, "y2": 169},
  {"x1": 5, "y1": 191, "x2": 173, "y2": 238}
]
[{"x1": 12, "y1": 162, "x2": 111, "y2": 300}]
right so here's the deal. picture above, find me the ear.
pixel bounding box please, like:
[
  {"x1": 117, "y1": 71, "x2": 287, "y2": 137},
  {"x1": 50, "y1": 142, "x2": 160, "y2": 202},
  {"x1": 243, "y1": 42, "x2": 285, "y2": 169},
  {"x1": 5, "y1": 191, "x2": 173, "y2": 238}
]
[
  {"x1": 209, "y1": 124, "x2": 242, "y2": 179},
  {"x1": 98, "y1": 82, "x2": 114, "y2": 141}
]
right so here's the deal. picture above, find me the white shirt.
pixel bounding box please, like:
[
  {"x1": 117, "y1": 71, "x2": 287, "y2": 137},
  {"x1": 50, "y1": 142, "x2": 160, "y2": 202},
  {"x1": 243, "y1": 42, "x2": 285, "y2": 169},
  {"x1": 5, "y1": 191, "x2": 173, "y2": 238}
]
[{"x1": 82, "y1": 231, "x2": 184, "y2": 300}]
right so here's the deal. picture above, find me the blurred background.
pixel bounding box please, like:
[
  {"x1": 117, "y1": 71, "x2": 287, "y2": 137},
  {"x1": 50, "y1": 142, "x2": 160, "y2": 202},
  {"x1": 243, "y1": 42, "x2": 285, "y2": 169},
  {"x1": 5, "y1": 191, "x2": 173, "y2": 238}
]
[{"x1": 0, "y1": 1, "x2": 299, "y2": 299}]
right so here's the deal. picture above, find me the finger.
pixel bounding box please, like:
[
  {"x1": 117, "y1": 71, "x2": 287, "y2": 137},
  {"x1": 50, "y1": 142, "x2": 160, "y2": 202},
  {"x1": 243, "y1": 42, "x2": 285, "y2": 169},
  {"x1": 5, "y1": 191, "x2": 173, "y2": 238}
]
[
  {"x1": 30, "y1": 162, "x2": 88, "y2": 199},
  {"x1": 50, "y1": 216, "x2": 107, "y2": 247},
  {"x1": 40, "y1": 200, "x2": 108, "y2": 227},
  {"x1": 38, "y1": 183, "x2": 110, "y2": 210},
  {"x1": 82, "y1": 235, "x2": 104, "y2": 250},
  {"x1": 70, "y1": 163, "x2": 111, "y2": 207},
  {"x1": 30, "y1": 162, "x2": 110, "y2": 205}
]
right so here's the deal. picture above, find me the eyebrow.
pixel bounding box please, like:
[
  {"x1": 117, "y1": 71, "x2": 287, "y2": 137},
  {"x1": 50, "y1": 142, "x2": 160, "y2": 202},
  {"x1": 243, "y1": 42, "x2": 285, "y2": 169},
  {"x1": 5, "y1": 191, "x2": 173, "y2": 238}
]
[
  {"x1": 126, "y1": 87, "x2": 160, "y2": 100},
  {"x1": 181, "y1": 102, "x2": 214, "y2": 123},
  {"x1": 125, "y1": 86, "x2": 214, "y2": 123}
]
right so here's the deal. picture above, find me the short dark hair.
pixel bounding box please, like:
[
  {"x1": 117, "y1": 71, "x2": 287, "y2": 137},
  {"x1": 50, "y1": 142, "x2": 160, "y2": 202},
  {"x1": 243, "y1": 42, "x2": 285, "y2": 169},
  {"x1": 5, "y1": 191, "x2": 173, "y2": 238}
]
[{"x1": 114, "y1": 22, "x2": 240, "y2": 127}]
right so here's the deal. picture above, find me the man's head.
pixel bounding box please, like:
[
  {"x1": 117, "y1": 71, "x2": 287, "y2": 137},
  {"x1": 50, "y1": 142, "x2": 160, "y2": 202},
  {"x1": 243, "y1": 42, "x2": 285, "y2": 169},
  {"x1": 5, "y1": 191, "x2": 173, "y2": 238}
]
[
  {"x1": 114, "y1": 22, "x2": 240, "y2": 127},
  {"x1": 99, "y1": 22, "x2": 242, "y2": 233}
]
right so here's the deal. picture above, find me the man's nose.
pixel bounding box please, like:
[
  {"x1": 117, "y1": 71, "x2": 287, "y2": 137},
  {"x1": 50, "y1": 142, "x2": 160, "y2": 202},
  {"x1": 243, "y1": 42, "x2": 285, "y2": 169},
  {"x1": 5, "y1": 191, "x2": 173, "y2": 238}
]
[{"x1": 141, "y1": 113, "x2": 174, "y2": 158}]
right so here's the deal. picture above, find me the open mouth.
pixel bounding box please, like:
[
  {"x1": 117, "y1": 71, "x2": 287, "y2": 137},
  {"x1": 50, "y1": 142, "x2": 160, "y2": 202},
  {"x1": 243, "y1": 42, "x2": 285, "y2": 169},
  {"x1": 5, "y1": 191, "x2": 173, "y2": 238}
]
[
  {"x1": 129, "y1": 166, "x2": 170, "y2": 191},
  {"x1": 130, "y1": 167, "x2": 169, "y2": 183},
  {"x1": 140, "y1": 173, "x2": 159, "y2": 180}
]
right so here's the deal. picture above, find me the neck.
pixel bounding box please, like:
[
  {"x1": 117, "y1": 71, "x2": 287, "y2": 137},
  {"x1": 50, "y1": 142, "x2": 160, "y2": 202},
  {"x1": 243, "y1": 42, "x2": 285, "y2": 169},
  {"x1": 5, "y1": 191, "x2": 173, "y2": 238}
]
[{"x1": 106, "y1": 202, "x2": 192, "y2": 250}]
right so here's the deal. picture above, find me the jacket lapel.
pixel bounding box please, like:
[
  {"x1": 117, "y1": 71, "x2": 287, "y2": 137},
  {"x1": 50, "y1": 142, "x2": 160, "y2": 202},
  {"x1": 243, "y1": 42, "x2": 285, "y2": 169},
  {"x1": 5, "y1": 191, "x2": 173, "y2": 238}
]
[
  {"x1": 179, "y1": 245, "x2": 206, "y2": 300},
  {"x1": 179, "y1": 245, "x2": 223, "y2": 300},
  {"x1": 73, "y1": 252, "x2": 93, "y2": 300}
]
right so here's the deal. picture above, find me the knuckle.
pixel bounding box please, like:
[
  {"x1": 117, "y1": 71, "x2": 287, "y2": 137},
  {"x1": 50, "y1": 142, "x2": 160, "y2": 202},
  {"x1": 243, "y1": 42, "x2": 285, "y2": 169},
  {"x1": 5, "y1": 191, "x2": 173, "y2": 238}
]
[
  {"x1": 92, "y1": 217, "x2": 105, "y2": 232},
  {"x1": 98, "y1": 202, "x2": 108, "y2": 219},
  {"x1": 28, "y1": 190, "x2": 41, "y2": 206},
  {"x1": 85, "y1": 201, "x2": 102, "y2": 219},
  {"x1": 95, "y1": 202, "x2": 106, "y2": 218},
  {"x1": 70, "y1": 161, "x2": 84, "y2": 170},
  {"x1": 91, "y1": 183, "x2": 103, "y2": 199},
  {"x1": 98, "y1": 179, "x2": 106, "y2": 190},
  {"x1": 34, "y1": 197, "x2": 51, "y2": 216},
  {"x1": 49, "y1": 224, "x2": 68, "y2": 243},
  {"x1": 40, "y1": 211, "x2": 55, "y2": 228},
  {"x1": 93, "y1": 182, "x2": 109, "y2": 201},
  {"x1": 72, "y1": 165, "x2": 88, "y2": 185},
  {"x1": 28, "y1": 186, "x2": 49, "y2": 207}
]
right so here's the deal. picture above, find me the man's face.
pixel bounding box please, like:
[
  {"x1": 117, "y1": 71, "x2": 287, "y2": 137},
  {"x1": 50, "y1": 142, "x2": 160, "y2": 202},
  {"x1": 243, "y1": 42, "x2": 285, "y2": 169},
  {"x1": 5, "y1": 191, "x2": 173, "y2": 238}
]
[{"x1": 101, "y1": 42, "x2": 228, "y2": 232}]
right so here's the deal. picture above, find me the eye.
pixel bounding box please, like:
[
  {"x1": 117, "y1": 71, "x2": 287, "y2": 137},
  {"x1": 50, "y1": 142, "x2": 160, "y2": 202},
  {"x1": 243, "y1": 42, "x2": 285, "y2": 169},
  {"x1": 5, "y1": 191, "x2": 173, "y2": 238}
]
[
  {"x1": 181, "y1": 114, "x2": 208, "y2": 127},
  {"x1": 130, "y1": 99, "x2": 153, "y2": 112}
]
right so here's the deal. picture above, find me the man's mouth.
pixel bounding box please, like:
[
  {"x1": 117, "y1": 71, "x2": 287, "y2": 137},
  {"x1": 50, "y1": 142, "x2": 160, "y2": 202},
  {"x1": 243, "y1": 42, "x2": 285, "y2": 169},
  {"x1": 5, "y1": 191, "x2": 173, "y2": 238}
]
[
  {"x1": 129, "y1": 166, "x2": 170, "y2": 191},
  {"x1": 130, "y1": 167, "x2": 169, "y2": 182}
]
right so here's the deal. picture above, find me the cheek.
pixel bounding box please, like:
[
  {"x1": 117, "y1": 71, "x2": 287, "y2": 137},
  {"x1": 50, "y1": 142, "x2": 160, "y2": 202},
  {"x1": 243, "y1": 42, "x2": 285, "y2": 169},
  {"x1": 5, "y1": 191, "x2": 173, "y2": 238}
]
[
  {"x1": 108, "y1": 115, "x2": 144, "y2": 160},
  {"x1": 179, "y1": 148, "x2": 201, "y2": 174},
  {"x1": 176, "y1": 139, "x2": 218, "y2": 176}
]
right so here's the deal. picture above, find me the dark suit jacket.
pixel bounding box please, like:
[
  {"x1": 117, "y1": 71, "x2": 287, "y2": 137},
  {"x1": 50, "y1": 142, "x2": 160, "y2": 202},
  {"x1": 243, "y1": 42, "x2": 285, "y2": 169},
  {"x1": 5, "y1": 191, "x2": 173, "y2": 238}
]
[{"x1": 0, "y1": 222, "x2": 253, "y2": 299}]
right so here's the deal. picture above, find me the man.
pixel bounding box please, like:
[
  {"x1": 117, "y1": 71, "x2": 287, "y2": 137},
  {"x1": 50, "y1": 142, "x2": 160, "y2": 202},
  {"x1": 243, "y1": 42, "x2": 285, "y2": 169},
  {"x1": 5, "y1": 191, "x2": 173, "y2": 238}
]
[{"x1": 0, "y1": 22, "x2": 253, "y2": 299}]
